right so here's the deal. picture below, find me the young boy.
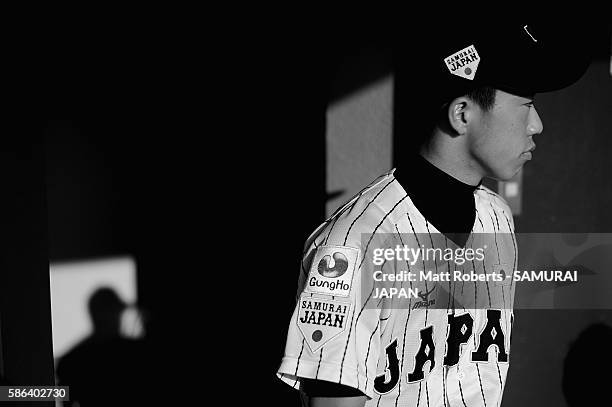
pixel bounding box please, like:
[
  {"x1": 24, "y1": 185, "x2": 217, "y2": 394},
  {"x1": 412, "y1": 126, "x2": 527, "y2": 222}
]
[{"x1": 277, "y1": 21, "x2": 590, "y2": 407}]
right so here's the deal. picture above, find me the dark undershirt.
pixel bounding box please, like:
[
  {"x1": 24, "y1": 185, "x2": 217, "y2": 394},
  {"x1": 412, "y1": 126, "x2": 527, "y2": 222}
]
[
  {"x1": 302, "y1": 156, "x2": 480, "y2": 397},
  {"x1": 395, "y1": 154, "x2": 480, "y2": 248}
]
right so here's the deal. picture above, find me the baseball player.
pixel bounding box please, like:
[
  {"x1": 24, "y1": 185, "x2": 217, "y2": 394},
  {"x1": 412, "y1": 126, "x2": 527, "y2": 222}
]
[{"x1": 277, "y1": 22, "x2": 589, "y2": 406}]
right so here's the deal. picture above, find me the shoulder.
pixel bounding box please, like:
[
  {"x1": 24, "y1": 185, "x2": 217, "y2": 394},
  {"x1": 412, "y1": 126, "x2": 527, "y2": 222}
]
[
  {"x1": 474, "y1": 184, "x2": 515, "y2": 231},
  {"x1": 308, "y1": 170, "x2": 408, "y2": 250},
  {"x1": 475, "y1": 185, "x2": 510, "y2": 211}
]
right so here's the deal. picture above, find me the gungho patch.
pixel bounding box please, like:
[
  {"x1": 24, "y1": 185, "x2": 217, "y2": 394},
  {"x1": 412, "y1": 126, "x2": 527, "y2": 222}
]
[{"x1": 304, "y1": 245, "x2": 359, "y2": 297}]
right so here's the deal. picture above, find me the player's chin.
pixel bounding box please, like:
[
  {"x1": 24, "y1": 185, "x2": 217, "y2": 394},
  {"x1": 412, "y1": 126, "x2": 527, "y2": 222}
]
[{"x1": 488, "y1": 163, "x2": 523, "y2": 182}]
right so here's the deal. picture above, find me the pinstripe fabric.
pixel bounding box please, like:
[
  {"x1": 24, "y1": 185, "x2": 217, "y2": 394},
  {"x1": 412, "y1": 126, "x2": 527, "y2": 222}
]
[{"x1": 277, "y1": 170, "x2": 516, "y2": 406}]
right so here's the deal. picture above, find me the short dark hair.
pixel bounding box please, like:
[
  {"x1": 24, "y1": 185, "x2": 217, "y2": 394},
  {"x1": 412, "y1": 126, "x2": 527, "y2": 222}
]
[
  {"x1": 410, "y1": 86, "x2": 497, "y2": 148},
  {"x1": 465, "y1": 86, "x2": 496, "y2": 111},
  {"x1": 393, "y1": 64, "x2": 498, "y2": 151}
]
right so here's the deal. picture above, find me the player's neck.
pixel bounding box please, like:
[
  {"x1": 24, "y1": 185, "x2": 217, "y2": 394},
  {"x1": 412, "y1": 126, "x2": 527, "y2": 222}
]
[{"x1": 420, "y1": 133, "x2": 482, "y2": 186}]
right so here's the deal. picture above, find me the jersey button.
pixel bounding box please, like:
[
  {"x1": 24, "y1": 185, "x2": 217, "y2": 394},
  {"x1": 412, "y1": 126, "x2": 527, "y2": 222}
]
[{"x1": 457, "y1": 371, "x2": 465, "y2": 380}]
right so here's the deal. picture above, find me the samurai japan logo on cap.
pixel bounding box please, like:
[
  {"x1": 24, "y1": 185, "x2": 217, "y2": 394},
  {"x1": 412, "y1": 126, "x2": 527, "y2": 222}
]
[{"x1": 444, "y1": 45, "x2": 480, "y2": 80}]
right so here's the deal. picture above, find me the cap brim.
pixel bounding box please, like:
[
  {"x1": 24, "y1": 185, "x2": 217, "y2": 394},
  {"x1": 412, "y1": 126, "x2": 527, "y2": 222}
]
[{"x1": 491, "y1": 27, "x2": 592, "y2": 96}]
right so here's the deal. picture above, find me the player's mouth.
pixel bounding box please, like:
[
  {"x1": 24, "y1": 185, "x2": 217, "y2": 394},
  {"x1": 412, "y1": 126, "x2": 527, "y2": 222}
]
[{"x1": 521, "y1": 144, "x2": 536, "y2": 160}]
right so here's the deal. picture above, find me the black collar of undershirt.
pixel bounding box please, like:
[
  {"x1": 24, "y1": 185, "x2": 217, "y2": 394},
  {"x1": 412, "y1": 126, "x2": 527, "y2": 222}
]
[{"x1": 395, "y1": 155, "x2": 481, "y2": 247}]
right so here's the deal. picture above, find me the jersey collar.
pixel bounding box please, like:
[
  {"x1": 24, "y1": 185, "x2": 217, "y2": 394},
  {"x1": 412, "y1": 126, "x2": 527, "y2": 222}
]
[{"x1": 394, "y1": 155, "x2": 479, "y2": 246}]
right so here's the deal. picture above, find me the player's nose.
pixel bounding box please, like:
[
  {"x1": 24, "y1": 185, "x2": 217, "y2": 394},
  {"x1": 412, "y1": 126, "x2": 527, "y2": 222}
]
[{"x1": 527, "y1": 107, "x2": 543, "y2": 136}]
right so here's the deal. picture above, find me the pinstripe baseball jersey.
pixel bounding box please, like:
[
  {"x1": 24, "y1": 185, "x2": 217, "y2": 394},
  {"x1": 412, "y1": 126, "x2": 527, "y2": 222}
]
[{"x1": 277, "y1": 168, "x2": 517, "y2": 406}]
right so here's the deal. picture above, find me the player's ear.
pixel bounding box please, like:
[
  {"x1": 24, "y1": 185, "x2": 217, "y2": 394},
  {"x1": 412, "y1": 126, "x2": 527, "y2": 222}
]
[{"x1": 446, "y1": 96, "x2": 475, "y2": 136}]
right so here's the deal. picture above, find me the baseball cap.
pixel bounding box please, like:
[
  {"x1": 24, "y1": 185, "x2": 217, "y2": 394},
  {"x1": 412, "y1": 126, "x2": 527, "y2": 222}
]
[{"x1": 404, "y1": 21, "x2": 592, "y2": 106}]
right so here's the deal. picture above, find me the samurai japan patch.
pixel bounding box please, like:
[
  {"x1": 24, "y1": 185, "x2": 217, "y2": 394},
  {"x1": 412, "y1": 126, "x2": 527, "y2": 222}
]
[{"x1": 297, "y1": 294, "x2": 352, "y2": 352}]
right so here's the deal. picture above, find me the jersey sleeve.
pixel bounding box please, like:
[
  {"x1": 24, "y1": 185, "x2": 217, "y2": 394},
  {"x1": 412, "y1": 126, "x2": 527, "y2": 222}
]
[{"x1": 277, "y1": 204, "x2": 394, "y2": 399}]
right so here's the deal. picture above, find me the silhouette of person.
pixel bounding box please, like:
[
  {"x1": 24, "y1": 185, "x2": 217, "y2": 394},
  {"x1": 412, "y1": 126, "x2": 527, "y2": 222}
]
[
  {"x1": 562, "y1": 323, "x2": 612, "y2": 406},
  {"x1": 57, "y1": 287, "x2": 151, "y2": 406}
]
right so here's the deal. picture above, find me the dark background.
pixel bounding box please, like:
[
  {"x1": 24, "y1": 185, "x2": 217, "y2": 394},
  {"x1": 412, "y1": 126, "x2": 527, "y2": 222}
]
[{"x1": 1, "y1": 13, "x2": 611, "y2": 406}]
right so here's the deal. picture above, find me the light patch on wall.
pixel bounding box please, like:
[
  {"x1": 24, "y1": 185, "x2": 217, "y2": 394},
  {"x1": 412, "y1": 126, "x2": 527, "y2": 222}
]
[
  {"x1": 498, "y1": 169, "x2": 524, "y2": 216},
  {"x1": 326, "y1": 75, "x2": 393, "y2": 216},
  {"x1": 49, "y1": 256, "x2": 137, "y2": 360},
  {"x1": 505, "y1": 182, "x2": 519, "y2": 198}
]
